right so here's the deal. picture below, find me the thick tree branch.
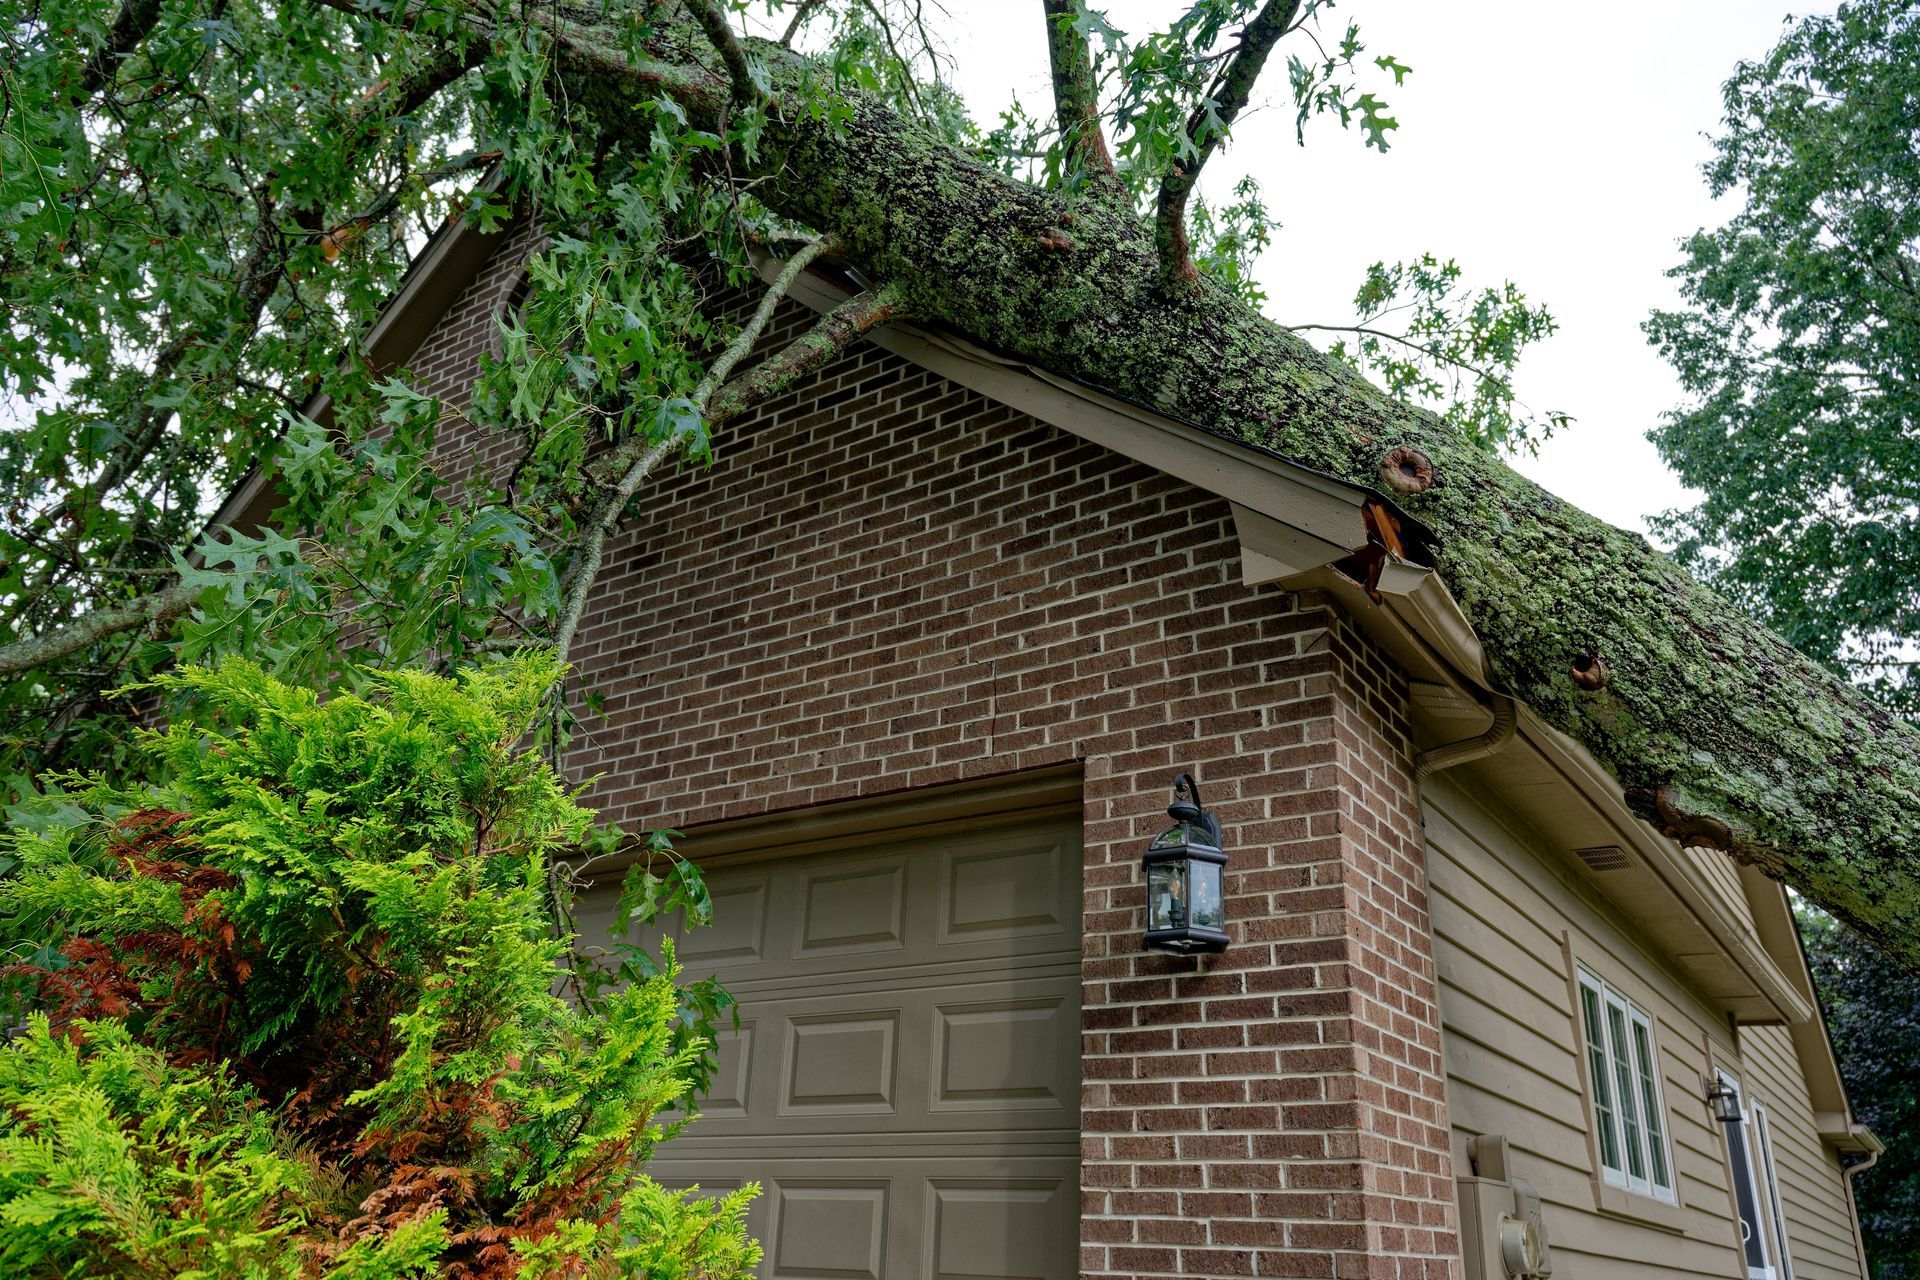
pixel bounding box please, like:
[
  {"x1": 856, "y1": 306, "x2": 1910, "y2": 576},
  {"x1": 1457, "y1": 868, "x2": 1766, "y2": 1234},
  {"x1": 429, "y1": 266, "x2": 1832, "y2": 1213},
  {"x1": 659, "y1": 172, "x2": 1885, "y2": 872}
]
[
  {"x1": 693, "y1": 236, "x2": 837, "y2": 405},
  {"x1": 689, "y1": 0, "x2": 757, "y2": 107},
  {"x1": 1, "y1": 29, "x2": 491, "y2": 691},
  {"x1": 556, "y1": 243, "x2": 890, "y2": 665},
  {"x1": 320, "y1": 148, "x2": 503, "y2": 258},
  {"x1": 1154, "y1": 0, "x2": 1301, "y2": 283},
  {"x1": 83, "y1": 186, "x2": 285, "y2": 504},
  {"x1": 77, "y1": 0, "x2": 165, "y2": 99},
  {"x1": 1041, "y1": 0, "x2": 1125, "y2": 202},
  {"x1": 0, "y1": 582, "x2": 200, "y2": 679},
  {"x1": 548, "y1": 23, "x2": 723, "y2": 117},
  {"x1": 80, "y1": 39, "x2": 483, "y2": 504},
  {"x1": 707, "y1": 282, "x2": 905, "y2": 426},
  {"x1": 780, "y1": 0, "x2": 827, "y2": 47},
  {"x1": 541, "y1": 19, "x2": 1920, "y2": 970}
]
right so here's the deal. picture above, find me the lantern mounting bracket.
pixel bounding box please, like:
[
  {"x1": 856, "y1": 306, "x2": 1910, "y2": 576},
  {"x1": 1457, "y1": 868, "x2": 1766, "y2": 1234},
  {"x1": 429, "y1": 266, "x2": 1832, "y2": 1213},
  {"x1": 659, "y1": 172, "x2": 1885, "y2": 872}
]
[{"x1": 1170, "y1": 772, "x2": 1223, "y2": 848}]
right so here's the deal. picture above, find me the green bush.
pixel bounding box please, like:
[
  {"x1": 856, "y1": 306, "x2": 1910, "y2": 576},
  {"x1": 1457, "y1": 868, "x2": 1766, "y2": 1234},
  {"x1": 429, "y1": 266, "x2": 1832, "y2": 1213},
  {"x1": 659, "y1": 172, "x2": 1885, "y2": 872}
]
[{"x1": 0, "y1": 656, "x2": 758, "y2": 1279}]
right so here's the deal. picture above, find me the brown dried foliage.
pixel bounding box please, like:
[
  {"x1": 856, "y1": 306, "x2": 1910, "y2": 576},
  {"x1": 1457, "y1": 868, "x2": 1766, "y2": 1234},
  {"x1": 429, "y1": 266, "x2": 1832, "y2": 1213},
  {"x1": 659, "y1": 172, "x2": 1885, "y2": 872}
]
[{"x1": 7, "y1": 806, "x2": 649, "y2": 1277}]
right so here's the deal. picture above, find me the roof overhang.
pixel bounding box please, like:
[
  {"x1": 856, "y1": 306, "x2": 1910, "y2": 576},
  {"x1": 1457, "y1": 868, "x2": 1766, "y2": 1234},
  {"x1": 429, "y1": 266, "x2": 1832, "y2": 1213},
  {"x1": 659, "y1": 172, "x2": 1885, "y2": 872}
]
[
  {"x1": 205, "y1": 225, "x2": 1863, "y2": 1141},
  {"x1": 1303, "y1": 556, "x2": 1815, "y2": 1026},
  {"x1": 1307, "y1": 554, "x2": 1875, "y2": 1150},
  {"x1": 763, "y1": 251, "x2": 1429, "y2": 586}
]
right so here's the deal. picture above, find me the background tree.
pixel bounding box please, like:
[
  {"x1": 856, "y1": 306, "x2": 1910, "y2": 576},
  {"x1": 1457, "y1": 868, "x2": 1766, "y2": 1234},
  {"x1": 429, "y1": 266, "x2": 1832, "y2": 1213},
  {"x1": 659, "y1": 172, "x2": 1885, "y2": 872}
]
[
  {"x1": 0, "y1": 655, "x2": 757, "y2": 1277},
  {"x1": 1800, "y1": 904, "x2": 1920, "y2": 1278},
  {"x1": 1647, "y1": 2, "x2": 1920, "y2": 1269},
  {"x1": 23, "y1": 0, "x2": 1920, "y2": 1266},
  {"x1": 1646, "y1": 0, "x2": 1920, "y2": 711}
]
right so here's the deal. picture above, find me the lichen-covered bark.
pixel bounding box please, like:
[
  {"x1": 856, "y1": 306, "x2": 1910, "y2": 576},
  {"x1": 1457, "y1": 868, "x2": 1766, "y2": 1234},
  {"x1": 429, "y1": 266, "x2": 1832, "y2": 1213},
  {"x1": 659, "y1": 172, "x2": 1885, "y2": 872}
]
[{"x1": 562, "y1": 25, "x2": 1920, "y2": 969}]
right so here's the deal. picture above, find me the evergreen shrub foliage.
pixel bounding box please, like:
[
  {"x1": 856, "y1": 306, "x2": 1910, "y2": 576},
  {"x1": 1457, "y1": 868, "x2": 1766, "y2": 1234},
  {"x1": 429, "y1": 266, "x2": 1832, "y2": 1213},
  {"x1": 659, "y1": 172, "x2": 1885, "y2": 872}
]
[{"x1": 0, "y1": 655, "x2": 759, "y2": 1279}]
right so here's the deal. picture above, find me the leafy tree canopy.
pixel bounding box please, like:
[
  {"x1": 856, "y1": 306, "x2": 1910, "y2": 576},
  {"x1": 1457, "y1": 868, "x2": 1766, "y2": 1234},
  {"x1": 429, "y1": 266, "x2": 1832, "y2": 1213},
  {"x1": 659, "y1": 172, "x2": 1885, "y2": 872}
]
[
  {"x1": 1651, "y1": 5, "x2": 1920, "y2": 1267},
  {"x1": 0, "y1": 0, "x2": 1559, "y2": 791},
  {"x1": 1647, "y1": 0, "x2": 1920, "y2": 711},
  {"x1": 0, "y1": 4, "x2": 1588, "y2": 1268},
  {"x1": 0, "y1": 0, "x2": 1917, "y2": 1153}
]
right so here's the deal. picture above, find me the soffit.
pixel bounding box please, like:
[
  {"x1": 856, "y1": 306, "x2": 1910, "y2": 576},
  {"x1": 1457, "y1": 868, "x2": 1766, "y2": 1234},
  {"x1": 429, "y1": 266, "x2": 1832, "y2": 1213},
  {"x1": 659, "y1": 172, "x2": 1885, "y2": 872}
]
[
  {"x1": 1306, "y1": 560, "x2": 1812, "y2": 1028},
  {"x1": 761, "y1": 252, "x2": 1409, "y2": 577}
]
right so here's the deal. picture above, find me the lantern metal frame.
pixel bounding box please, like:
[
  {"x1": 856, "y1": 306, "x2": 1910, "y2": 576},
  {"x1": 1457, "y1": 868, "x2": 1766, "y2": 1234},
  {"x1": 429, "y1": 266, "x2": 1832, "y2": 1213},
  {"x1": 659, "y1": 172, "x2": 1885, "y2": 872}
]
[
  {"x1": 1142, "y1": 771, "x2": 1231, "y2": 955},
  {"x1": 1705, "y1": 1076, "x2": 1742, "y2": 1125}
]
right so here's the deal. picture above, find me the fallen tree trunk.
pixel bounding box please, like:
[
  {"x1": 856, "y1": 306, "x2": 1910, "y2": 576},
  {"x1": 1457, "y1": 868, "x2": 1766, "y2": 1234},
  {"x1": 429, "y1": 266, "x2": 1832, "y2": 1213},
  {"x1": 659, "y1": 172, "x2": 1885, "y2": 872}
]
[{"x1": 559, "y1": 22, "x2": 1920, "y2": 968}]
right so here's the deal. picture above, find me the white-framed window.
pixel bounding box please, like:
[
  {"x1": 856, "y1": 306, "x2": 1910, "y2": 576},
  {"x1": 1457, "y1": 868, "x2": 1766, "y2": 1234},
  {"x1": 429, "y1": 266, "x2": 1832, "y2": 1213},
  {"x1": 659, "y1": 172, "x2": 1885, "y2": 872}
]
[
  {"x1": 1718, "y1": 1070, "x2": 1795, "y2": 1280},
  {"x1": 1577, "y1": 969, "x2": 1676, "y2": 1203}
]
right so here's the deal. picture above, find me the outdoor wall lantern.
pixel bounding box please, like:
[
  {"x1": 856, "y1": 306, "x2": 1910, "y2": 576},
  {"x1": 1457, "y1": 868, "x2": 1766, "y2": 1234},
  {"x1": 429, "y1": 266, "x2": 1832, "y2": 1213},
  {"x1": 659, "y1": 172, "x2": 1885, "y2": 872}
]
[
  {"x1": 1705, "y1": 1077, "x2": 1743, "y2": 1125},
  {"x1": 1143, "y1": 772, "x2": 1230, "y2": 955}
]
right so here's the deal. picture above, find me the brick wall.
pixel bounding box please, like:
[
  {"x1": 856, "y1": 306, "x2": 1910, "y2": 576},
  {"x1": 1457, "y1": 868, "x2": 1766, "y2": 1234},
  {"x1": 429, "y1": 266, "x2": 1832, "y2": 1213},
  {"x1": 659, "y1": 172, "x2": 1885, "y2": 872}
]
[
  {"x1": 409, "y1": 221, "x2": 540, "y2": 410},
  {"x1": 401, "y1": 234, "x2": 1459, "y2": 1279}
]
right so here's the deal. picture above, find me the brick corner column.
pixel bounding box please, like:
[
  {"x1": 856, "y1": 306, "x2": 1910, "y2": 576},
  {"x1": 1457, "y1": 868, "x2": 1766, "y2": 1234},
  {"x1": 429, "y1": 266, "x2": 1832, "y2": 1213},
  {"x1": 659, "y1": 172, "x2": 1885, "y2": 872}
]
[{"x1": 1080, "y1": 591, "x2": 1460, "y2": 1280}]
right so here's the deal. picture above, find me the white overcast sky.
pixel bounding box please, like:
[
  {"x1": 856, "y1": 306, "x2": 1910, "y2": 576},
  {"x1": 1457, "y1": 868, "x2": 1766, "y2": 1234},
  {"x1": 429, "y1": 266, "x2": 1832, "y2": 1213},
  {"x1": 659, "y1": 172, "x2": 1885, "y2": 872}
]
[{"x1": 906, "y1": 0, "x2": 1831, "y2": 537}]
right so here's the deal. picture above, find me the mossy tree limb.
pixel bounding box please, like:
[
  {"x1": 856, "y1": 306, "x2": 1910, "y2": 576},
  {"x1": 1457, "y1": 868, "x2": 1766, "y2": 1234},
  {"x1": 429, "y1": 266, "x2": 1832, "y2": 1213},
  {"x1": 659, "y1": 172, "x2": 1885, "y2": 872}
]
[{"x1": 556, "y1": 20, "x2": 1920, "y2": 969}]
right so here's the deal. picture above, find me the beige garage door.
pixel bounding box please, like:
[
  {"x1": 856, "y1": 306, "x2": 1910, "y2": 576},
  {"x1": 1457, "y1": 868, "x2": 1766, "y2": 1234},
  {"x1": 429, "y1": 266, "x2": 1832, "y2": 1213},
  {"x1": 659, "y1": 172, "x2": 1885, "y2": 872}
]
[{"x1": 589, "y1": 808, "x2": 1083, "y2": 1280}]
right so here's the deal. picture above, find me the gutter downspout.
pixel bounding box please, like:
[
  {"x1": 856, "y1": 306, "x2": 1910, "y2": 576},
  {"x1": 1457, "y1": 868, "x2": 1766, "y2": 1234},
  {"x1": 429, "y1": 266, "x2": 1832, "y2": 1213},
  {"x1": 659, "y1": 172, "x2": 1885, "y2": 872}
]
[
  {"x1": 1414, "y1": 693, "x2": 1518, "y2": 783},
  {"x1": 1842, "y1": 1135, "x2": 1883, "y2": 1280},
  {"x1": 1843, "y1": 1123, "x2": 1883, "y2": 1180}
]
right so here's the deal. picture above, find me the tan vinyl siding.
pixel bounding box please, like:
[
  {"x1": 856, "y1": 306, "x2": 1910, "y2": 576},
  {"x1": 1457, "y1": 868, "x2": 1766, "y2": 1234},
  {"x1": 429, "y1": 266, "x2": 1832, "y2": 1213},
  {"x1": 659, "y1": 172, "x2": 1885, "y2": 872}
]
[
  {"x1": 1687, "y1": 843, "x2": 1754, "y2": 929},
  {"x1": 1741, "y1": 1023, "x2": 1870, "y2": 1279},
  {"x1": 1425, "y1": 766, "x2": 1860, "y2": 1278}
]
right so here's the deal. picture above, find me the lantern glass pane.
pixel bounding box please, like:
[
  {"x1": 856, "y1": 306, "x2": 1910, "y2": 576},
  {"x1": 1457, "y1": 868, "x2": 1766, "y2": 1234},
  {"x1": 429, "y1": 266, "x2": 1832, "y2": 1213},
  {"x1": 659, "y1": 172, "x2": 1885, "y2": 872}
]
[
  {"x1": 1189, "y1": 859, "x2": 1225, "y2": 930},
  {"x1": 1147, "y1": 860, "x2": 1187, "y2": 930},
  {"x1": 1150, "y1": 822, "x2": 1193, "y2": 851}
]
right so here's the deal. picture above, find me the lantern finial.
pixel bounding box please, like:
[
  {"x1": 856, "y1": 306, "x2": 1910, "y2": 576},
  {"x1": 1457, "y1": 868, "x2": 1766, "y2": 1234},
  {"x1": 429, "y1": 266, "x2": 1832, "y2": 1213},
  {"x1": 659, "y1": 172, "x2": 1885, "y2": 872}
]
[{"x1": 1168, "y1": 771, "x2": 1220, "y2": 846}]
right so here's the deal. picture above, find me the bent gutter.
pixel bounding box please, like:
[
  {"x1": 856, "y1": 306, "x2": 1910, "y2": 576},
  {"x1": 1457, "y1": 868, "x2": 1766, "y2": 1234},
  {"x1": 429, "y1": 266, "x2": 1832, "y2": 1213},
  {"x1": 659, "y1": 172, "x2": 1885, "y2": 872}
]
[
  {"x1": 1844, "y1": 1130, "x2": 1885, "y2": 1170},
  {"x1": 1315, "y1": 554, "x2": 1816, "y2": 1027},
  {"x1": 758, "y1": 250, "x2": 1821, "y2": 1029}
]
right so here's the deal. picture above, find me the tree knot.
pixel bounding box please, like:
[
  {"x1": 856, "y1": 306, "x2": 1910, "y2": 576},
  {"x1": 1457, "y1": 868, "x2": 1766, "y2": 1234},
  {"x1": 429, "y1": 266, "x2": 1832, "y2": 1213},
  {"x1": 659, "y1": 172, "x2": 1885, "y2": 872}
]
[
  {"x1": 1571, "y1": 653, "x2": 1609, "y2": 691},
  {"x1": 1628, "y1": 784, "x2": 1735, "y2": 853},
  {"x1": 1378, "y1": 446, "x2": 1435, "y2": 496}
]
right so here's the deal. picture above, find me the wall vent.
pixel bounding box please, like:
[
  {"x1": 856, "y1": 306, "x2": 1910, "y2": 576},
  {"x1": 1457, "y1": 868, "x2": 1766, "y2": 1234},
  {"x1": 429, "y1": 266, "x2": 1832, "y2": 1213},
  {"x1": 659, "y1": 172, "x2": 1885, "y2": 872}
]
[{"x1": 1573, "y1": 845, "x2": 1632, "y2": 872}]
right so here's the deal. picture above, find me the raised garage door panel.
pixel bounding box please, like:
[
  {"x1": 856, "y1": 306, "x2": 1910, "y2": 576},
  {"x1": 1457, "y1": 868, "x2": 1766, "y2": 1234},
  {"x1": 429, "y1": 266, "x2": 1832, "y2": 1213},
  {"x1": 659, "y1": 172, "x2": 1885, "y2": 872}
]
[{"x1": 583, "y1": 809, "x2": 1082, "y2": 1279}]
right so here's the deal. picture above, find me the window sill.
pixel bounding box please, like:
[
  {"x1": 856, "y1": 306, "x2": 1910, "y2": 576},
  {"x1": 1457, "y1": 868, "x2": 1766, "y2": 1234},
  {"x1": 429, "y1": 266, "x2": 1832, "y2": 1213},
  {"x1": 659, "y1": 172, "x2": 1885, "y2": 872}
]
[{"x1": 1591, "y1": 1178, "x2": 1690, "y2": 1235}]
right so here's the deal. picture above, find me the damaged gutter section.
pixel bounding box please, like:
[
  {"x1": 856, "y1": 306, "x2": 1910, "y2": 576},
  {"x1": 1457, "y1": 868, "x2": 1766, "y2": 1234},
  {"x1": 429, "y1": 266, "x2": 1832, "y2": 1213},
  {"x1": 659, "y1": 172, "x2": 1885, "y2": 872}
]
[{"x1": 1311, "y1": 551, "x2": 1816, "y2": 1028}]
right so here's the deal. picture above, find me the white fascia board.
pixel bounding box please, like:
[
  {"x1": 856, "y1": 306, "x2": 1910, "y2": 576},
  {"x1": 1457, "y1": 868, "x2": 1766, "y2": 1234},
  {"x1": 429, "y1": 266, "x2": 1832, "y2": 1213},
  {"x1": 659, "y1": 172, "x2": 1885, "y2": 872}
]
[
  {"x1": 1513, "y1": 704, "x2": 1815, "y2": 1026},
  {"x1": 1305, "y1": 553, "x2": 1816, "y2": 1027}
]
